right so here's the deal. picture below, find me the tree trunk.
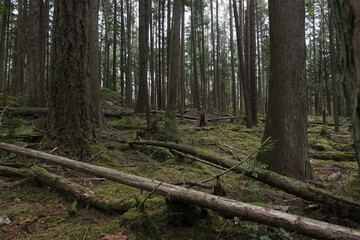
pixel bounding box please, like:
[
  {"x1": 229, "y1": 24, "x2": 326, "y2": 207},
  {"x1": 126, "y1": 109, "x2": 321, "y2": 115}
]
[
  {"x1": 48, "y1": 0, "x2": 94, "y2": 155},
  {"x1": 167, "y1": 0, "x2": 181, "y2": 112},
  {"x1": 229, "y1": 0, "x2": 237, "y2": 116},
  {"x1": 90, "y1": 0, "x2": 102, "y2": 127},
  {"x1": 332, "y1": 0, "x2": 360, "y2": 171},
  {"x1": 0, "y1": 0, "x2": 10, "y2": 94},
  {"x1": 257, "y1": 0, "x2": 311, "y2": 180},
  {"x1": 125, "y1": 0, "x2": 132, "y2": 107},
  {"x1": 232, "y1": 0, "x2": 253, "y2": 128},
  {"x1": 11, "y1": 0, "x2": 27, "y2": 94},
  {"x1": 112, "y1": 0, "x2": 117, "y2": 91},
  {"x1": 190, "y1": 0, "x2": 200, "y2": 111},
  {"x1": 249, "y1": 0, "x2": 257, "y2": 124},
  {"x1": 328, "y1": 0, "x2": 340, "y2": 132},
  {"x1": 135, "y1": 0, "x2": 151, "y2": 126}
]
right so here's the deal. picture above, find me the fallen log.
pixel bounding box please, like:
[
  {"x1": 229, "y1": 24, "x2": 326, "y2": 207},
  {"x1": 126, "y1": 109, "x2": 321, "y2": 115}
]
[
  {"x1": 310, "y1": 152, "x2": 357, "y2": 161},
  {"x1": 0, "y1": 143, "x2": 359, "y2": 240},
  {"x1": 0, "y1": 165, "x2": 133, "y2": 213},
  {"x1": 32, "y1": 167, "x2": 133, "y2": 213},
  {"x1": 0, "y1": 166, "x2": 33, "y2": 178},
  {"x1": 0, "y1": 107, "x2": 133, "y2": 118},
  {"x1": 124, "y1": 140, "x2": 360, "y2": 222}
]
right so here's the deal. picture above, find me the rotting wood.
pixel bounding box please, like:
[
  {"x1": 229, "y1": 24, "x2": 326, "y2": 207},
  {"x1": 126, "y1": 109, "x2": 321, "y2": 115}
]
[
  {"x1": 0, "y1": 143, "x2": 360, "y2": 240},
  {"x1": 122, "y1": 140, "x2": 360, "y2": 222}
]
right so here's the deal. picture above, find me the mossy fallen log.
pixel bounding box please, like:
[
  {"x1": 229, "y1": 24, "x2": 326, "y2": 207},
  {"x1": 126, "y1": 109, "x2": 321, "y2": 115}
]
[
  {"x1": 0, "y1": 107, "x2": 133, "y2": 118},
  {"x1": 32, "y1": 167, "x2": 134, "y2": 213},
  {"x1": 124, "y1": 140, "x2": 360, "y2": 222},
  {"x1": 0, "y1": 166, "x2": 33, "y2": 178},
  {"x1": 310, "y1": 151, "x2": 357, "y2": 161},
  {"x1": 0, "y1": 165, "x2": 133, "y2": 213},
  {"x1": 0, "y1": 143, "x2": 359, "y2": 240}
]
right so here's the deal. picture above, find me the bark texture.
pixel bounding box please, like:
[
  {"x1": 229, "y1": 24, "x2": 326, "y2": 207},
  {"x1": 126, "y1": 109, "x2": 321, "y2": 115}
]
[
  {"x1": 332, "y1": 0, "x2": 360, "y2": 171},
  {"x1": 48, "y1": 0, "x2": 94, "y2": 154},
  {"x1": 257, "y1": 0, "x2": 310, "y2": 179}
]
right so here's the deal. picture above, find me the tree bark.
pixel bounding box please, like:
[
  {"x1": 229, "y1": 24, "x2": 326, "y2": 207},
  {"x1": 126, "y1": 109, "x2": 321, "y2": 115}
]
[
  {"x1": 232, "y1": 0, "x2": 253, "y2": 128},
  {"x1": 48, "y1": 0, "x2": 94, "y2": 154},
  {"x1": 332, "y1": 0, "x2": 360, "y2": 172},
  {"x1": 135, "y1": 0, "x2": 151, "y2": 126},
  {"x1": 328, "y1": 0, "x2": 340, "y2": 132},
  {"x1": 0, "y1": 142, "x2": 359, "y2": 240},
  {"x1": 249, "y1": 0, "x2": 257, "y2": 124},
  {"x1": 167, "y1": 0, "x2": 181, "y2": 112},
  {"x1": 89, "y1": 0, "x2": 103, "y2": 127},
  {"x1": 125, "y1": 0, "x2": 132, "y2": 107},
  {"x1": 257, "y1": 0, "x2": 311, "y2": 180}
]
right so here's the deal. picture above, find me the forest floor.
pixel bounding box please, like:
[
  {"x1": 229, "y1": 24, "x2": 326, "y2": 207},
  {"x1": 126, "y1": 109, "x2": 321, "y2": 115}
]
[{"x1": 0, "y1": 89, "x2": 360, "y2": 240}]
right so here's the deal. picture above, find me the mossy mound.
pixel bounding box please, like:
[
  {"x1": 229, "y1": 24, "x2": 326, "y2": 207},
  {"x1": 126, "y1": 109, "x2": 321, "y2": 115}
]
[
  {"x1": 136, "y1": 145, "x2": 174, "y2": 162},
  {"x1": 101, "y1": 87, "x2": 123, "y2": 105},
  {"x1": 109, "y1": 116, "x2": 142, "y2": 130}
]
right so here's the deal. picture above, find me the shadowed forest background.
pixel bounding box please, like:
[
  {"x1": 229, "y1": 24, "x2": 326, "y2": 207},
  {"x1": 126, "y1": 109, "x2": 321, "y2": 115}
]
[{"x1": 0, "y1": 0, "x2": 360, "y2": 239}]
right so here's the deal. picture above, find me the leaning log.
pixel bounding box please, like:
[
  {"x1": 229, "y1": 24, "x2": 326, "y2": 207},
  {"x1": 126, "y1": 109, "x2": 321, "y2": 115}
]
[
  {"x1": 0, "y1": 143, "x2": 359, "y2": 240},
  {"x1": 124, "y1": 140, "x2": 360, "y2": 222}
]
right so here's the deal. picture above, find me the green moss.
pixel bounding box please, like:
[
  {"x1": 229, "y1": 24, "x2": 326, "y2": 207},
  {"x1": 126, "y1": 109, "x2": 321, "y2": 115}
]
[
  {"x1": 122, "y1": 207, "x2": 142, "y2": 221},
  {"x1": 100, "y1": 87, "x2": 123, "y2": 104},
  {"x1": 69, "y1": 201, "x2": 78, "y2": 215},
  {"x1": 311, "y1": 152, "x2": 356, "y2": 161},
  {"x1": 109, "y1": 116, "x2": 141, "y2": 130}
]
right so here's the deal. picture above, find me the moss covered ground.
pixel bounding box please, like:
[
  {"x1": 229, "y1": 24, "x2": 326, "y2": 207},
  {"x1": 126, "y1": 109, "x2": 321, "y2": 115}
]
[{"x1": 0, "y1": 105, "x2": 359, "y2": 239}]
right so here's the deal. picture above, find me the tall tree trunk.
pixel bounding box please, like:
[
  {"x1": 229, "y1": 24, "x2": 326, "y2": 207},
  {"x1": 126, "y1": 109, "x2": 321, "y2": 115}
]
[
  {"x1": 120, "y1": 0, "x2": 125, "y2": 99},
  {"x1": 48, "y1": 0, "x2": 94, "y2": 155},
  {"x1": 135, "y1": 0, "x2": 151, "y2": 126},
  {"x1": 257, "y1": 0, "x2": 311, "y2": 180},
  {"x1": 179, "y1": 1, "x2": 185, "y2": 117},
  {"x1": 250, "y1": 0, "x2": 257, "y2": 124},
  {"x1": 167, "y1": 0, "x2": 181, "y2": 112},
  {"x1": 112, "y1": 0, "x2": 117, "y2": 91},
  {"x1": 27, "y1": 0, "x2": 45, "y2": 107},
  {"x1": 190, "y1": 0, "x2": 200, "y2": 111},
  {"x1": 0, "y1": 0, "x2": 10, "y2": 95},
  {"x1": 90, "y1": 0, "x2": 102, "y2": 127},
  {"x1": 200, "y1": 0, "x2": 207, "y2": 112},
  {"x1": 215, "y1": 0, "x2": 221, "y2": 112},
  {"x1": 125, "y1": 0, "x2": 132, "y2": 107},
  {"x1": 328, "y1": 0, "x2": 340, "y2": 132},
  {"x1": 157, "y1": 0, "x2": 163, "y2": 110},
  {"x1": 232, "y1": 0, "x2": 253, "y2": 128},
  {"x1": 229, "y1": 0, "x2": 237, "y2": 116},
  {"x1": 332, "y1": 0, "x2": 360, "y2": 171},
  {"x1": 149, "y1": 1, "x2": 156, "y2": 109},
  {"x1": 11, "y1": 0, "x2": 27, "y2": 94}
]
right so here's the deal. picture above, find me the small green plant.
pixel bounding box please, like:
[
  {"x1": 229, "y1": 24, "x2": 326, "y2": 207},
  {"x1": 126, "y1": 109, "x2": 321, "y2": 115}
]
[
  {"x1": 154, "y1": 113, "x2": 180, "y2": 142},
  {"x1": 0, "y1": 116, "x2": 25, "y2": 137}
]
